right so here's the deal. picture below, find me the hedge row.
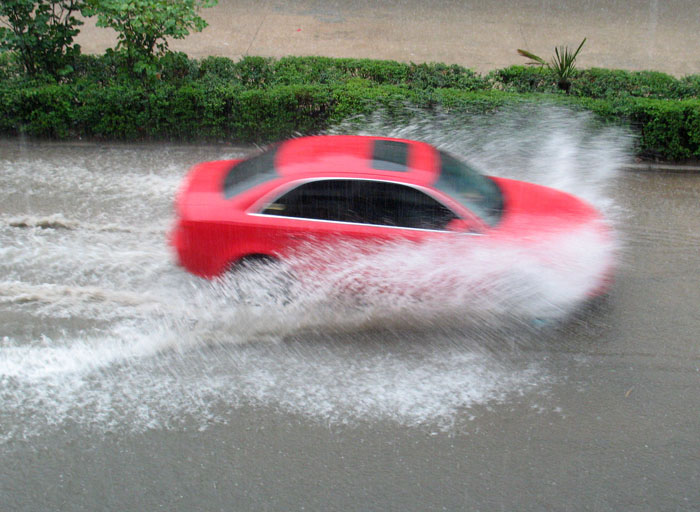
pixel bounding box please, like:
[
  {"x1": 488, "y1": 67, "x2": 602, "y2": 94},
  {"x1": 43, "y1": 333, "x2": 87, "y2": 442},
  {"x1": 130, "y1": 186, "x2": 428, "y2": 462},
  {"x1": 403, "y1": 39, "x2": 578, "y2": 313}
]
[
  {"x1": 491, "y1": 65, "x2": 700, "y2": 100},
  {"x1": 2, "y1": 78, "x2": 699, "y2": 160},
  {"x1": 8, "y1": 52, "x2": 699, "y2": 100},
  {"x1": 14, "y1": 52, "x2": 490, "y2": 91},
  {"x1": 570, "y1": 96, "x2": 700, "y2": 160},
  {"x1": 0, "y1": 79, "x2": 511, "y2": 139}
]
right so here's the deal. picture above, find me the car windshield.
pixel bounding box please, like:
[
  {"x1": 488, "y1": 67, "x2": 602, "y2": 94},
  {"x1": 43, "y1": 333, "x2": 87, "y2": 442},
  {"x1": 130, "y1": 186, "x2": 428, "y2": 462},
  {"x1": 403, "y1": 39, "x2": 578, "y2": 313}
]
[
  {"x1": 434, "y1": 151, "x2": 503, "y2": 226},
  {"x1": 223, "y1": 146, "x2": 279, "y2": 199}
]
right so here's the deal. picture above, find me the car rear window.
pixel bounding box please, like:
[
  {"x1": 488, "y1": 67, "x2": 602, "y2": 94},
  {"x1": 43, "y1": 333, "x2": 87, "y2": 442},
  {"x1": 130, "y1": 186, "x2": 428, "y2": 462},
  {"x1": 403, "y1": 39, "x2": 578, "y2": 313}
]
[
  {"x1": 372, "y1": 140, "x2": 409, "y2": 172},
  {"x1": 223, "y1": 146, "x2": 279, "y2": 199}
]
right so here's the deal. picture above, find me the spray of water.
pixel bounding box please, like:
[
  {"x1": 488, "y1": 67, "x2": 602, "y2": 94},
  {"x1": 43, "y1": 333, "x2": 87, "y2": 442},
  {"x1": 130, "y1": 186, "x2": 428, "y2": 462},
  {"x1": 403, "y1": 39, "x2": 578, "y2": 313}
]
[{"x1": 0, "y1": 107, "x2": 631, "y2": 441}]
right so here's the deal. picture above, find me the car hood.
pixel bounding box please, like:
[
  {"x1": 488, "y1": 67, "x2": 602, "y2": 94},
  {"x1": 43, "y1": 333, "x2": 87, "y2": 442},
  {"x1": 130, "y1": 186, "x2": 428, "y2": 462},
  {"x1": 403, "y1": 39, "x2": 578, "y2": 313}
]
[{"x1": 491, "y1": 176, "x2": 602, "y2": 236}]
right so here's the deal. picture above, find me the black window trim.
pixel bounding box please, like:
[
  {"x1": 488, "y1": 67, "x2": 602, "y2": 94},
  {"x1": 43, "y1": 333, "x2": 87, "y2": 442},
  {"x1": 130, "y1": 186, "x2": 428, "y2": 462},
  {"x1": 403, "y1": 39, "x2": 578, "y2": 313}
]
[{"x1": 248, "y1": 177, "x2": 477, "y2": 233}]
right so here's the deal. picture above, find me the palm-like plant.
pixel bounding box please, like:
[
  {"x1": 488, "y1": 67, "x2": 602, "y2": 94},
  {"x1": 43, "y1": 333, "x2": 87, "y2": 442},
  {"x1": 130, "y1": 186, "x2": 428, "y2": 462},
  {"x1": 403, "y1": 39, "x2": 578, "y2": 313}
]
[{"x1": 517, "y1": 38, "x2": 586, "y2": 94}]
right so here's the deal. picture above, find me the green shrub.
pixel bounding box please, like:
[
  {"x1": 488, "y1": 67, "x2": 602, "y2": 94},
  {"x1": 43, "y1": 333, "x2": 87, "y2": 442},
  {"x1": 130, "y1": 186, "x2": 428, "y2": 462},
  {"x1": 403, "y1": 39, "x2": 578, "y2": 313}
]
[
  {"x1": 0, "y1": 0, "x2": 86, "y2": 77},
  {"x1": 517, "y1": 38, "x2": 587, "y2": 93},
  {"x1": 233, "y1": 56, "x2": 275, "y2": 87},
  {"x1": 221, "y1": 56, "x2": 488, "y2": 90},
  {"x1": 406, "y1": 62, "x2": 488, "y2": 90},
  {"x1": 489, "y1": 65, "x2": 558, "y2": 93},
  {"x1": 75, "y1": 83, "x2": 149, "y2": 138},
  {"x1": 82, "y1": 0, "x2": 216, "y2": 77},
  {"x1": 677, "y1": 75, "x2": 700, "y2": 99},
  {"x1": 272, "y1": 56, "x2": 349, "y2": 86},
  {"x1": 686, "y1": 104, "x2": 700, "y2": 155},
  {"x1": 555, "y1": 95, "x2": 700, "y2": 159},
  {"x1": 198, "y1": 56, "x2": 238, "y2": 82},
  {"x1": 432, "y1": 89, "x2": 514, "y2": 113},
  {"x1": 2, "y1": 78, "x2": 700, "y2": 160},
  {"x1": 626, "y1": 98, "x2": 700, "y2": 159},
  {"x1": 158, "y1": 51, "x2": 199, "y2": 82},
  {"x1": 331, "y1": 80, "x2": 407, "y2": 120},
  {"x1": 492, "y1": 65, "x2": 700, "y2": 101},
  {"x1": 70, "y1": 50, "x2": 199, "y2": 85},
  {"x1": 0, "y1": 51, "x2": 23, "y2": 80},
  {"x1": 344, "y1": 59, "x2": 410, "y2": 85},
  {"x1": 573, "y1": 68, "x2": 681, "y2": 99},
  {"x1": 70, "y1": 51, "x2": 130, "y2": 84},
  {"x1": 0, "y1": 82, "x2": 74, "y2": 136}
]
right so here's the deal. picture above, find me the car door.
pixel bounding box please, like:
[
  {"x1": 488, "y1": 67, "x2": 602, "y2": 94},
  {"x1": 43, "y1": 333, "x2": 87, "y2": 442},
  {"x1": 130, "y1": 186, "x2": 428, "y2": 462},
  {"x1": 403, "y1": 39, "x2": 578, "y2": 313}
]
[{"x1": 251, "y1": 178, "x2": 476, "y2": 261}]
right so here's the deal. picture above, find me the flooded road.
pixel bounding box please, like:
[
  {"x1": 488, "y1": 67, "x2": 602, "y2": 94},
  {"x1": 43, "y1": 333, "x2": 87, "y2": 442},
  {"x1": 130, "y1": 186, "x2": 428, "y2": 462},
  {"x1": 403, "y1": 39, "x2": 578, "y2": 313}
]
[{"x1": 1, "y1": 113, "x2": 699, "y2": 511}]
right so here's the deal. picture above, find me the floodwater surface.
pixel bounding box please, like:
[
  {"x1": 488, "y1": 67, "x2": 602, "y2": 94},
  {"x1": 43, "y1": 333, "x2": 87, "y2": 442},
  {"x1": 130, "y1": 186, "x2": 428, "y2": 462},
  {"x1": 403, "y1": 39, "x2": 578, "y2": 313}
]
[{"x1": 1, "y1": 110, "x2": 698, "y2": 511}]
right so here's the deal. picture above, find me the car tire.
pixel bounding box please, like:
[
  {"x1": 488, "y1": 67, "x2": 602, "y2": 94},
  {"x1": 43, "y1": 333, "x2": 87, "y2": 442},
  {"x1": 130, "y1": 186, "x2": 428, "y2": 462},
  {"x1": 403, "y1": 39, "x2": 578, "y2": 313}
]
[{"x1": 228, "y1": 256, "x2": 297, "y2": 306}]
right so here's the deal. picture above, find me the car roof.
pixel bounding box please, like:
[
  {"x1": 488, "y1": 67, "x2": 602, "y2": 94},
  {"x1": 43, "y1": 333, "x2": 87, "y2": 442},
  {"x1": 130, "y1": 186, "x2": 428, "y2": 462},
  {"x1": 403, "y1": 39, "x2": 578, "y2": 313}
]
[{"x1": 274, "y1": 135, "x2": 439, "y2": 186}]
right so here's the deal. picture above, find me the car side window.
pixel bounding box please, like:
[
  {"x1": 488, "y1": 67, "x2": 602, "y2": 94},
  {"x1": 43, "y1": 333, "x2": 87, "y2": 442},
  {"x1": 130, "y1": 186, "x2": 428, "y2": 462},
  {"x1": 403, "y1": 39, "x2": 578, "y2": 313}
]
[
  {"x1": 262, "y1": 179, "x2": 458, "y2": 230},
  {"x1": 353, "y1": 181, "x2": 457, "y2": 230},
  {"x1": 261, "y1": 180, "x2": 355, "y2": 222}
]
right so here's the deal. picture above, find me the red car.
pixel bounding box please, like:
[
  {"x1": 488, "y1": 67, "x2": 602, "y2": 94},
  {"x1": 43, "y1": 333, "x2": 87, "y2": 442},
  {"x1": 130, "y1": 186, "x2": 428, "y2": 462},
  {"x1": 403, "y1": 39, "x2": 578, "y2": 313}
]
[{"x1": 171, "y1": 135, "x2": 612, "y2": 296}]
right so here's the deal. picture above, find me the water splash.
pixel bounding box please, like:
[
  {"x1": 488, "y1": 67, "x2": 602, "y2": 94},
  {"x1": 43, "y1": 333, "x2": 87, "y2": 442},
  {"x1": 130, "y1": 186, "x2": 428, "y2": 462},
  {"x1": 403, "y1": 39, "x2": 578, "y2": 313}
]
[
  {"x1": 0, "y1": 107, "x2": 631, "y2": 441},
  {"x1": 330, "y1": 105, "x2": 631, "y2": 219}
]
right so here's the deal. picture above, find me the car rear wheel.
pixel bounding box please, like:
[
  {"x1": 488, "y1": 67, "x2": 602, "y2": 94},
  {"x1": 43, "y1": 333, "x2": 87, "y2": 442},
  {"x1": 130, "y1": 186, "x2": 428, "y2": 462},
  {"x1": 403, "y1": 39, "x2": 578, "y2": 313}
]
[{"x1": 227, "y1": 256, "x2": 297, "y2": 306}]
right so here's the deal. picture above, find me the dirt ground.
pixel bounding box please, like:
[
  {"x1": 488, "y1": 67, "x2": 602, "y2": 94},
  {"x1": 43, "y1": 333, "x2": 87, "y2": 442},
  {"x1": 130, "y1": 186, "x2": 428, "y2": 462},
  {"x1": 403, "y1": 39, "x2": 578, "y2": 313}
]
[{"x1": 75, "y1": 0, "x2": 700, "y2": 76}]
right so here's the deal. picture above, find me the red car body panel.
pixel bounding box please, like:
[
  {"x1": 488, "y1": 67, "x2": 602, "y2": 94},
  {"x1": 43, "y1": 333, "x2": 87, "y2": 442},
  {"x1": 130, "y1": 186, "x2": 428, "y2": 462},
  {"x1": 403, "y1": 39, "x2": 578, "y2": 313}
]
[
  {"x1": 491, "y1": 177, "x2": 600, "y2": 236},
  {"x1": 171, "y1": 135, "x2": 612, "y2": 295}
]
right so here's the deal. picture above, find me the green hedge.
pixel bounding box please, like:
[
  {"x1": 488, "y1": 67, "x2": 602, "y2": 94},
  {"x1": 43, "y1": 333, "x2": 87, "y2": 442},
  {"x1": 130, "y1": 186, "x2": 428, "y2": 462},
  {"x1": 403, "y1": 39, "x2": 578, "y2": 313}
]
[
  {"x1": 63, "y1": 53, "x2": 491, "y2": 91},
  {"x1": 2, "y1": 77, "x2": 699, "y2": 160},
  {"x1": 0, "y1": 81, "x2": 338, "y2": 141},
  {"x1": 1, "y1": 53, "x2": 700, "y2": 160},
  {"x1": 491, "y1": 65, "x2": 700, "y2": 100},
  {"x1": 552, "y1": 95, "x2": 700, "y2": 160}
]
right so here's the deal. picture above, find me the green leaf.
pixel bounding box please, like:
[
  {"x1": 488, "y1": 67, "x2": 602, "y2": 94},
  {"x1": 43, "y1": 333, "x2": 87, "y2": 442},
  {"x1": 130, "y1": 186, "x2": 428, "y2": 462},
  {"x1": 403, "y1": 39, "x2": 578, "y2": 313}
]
[{"x1": 517, "y1": 49, "x2": 546, "y2": 66}]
